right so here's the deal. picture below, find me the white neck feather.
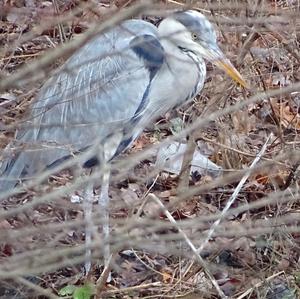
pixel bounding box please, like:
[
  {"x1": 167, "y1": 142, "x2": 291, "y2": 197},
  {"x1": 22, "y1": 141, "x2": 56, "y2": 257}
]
[{"x1": 158, "y1": 18, "x2": 192, "y2": 50}]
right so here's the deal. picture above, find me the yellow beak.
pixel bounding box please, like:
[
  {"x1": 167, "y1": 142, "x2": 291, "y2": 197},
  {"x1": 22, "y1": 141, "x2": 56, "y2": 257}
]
[
  {"x1": 215, "y1": 59, "x2": 248, "y2": 88},
  {"x1": 197, "y1": 43, "x2": 248, "y2": 88}
]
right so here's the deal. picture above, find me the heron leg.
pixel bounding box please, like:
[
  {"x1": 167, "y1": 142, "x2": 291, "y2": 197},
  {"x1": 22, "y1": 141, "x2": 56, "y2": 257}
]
[
  {"x1": 98, "y1": 168, "x2": 111, "y2": 269},
  {"x1": 83, "y1": 182, "x2": 95, "y2": 274}
]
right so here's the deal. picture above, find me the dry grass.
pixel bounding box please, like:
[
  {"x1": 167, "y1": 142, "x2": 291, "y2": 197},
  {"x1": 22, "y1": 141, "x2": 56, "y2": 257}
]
[{"x1": 0, "y1": 0, "x2": 300, "y2": 298}]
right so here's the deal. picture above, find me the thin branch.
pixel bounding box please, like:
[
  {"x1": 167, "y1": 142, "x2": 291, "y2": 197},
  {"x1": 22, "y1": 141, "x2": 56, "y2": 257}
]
[
  {"x1": 15, "y1": 277, "x2": 60, "y2": 299},
  {"x1": 236, "y1": 271, "x2": 285, "y2": 299},
  {"x1": 148, "y1": 193, "x2": 228, "y2": 299},
  {"x1": 196, "y1": 133, "x2": 272, "y2": 255},
  {"x1": 0, "y1": 2, "x2": 151, "y2": 91}
]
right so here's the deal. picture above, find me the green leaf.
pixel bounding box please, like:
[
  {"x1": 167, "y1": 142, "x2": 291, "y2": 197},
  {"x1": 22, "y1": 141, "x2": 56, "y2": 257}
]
[
  {"x1": 294, "y1": 272, "x2": 300, "y2": 285},
  {"x1": 170, "y1": 117, "x2": 184, "y2": 135},
  {"x1": 73, "y1": 284, "x2": 94, "y2": 299},
  {"x1": 58, "y1": 285, "x2": 77, "y2": 296}
]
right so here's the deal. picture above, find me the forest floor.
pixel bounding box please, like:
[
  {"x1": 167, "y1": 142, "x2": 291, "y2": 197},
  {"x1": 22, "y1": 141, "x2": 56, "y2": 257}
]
[{"x1": 0, "y1": 0, "x2": 300, "y2": 298}]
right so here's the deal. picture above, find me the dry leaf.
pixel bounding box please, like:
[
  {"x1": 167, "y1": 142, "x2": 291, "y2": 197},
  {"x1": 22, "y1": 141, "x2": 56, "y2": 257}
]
[
  {"x1": 0, "y1": 220, "x2": 12, "y2": 230},
  {"x1": 271, "y1": 99, "x2": 300, "y2": 130},
  {"x1": 161, "y1": 270, "x2": 172, "y2": 283},
  {"x1": 277, "y1": 258, "x2": 290, "y2": 271}
]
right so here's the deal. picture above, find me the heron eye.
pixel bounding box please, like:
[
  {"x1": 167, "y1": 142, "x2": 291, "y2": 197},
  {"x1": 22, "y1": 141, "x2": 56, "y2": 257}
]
[{"x1": 191, "y1": 32, "x2": 198, "y2": 40}]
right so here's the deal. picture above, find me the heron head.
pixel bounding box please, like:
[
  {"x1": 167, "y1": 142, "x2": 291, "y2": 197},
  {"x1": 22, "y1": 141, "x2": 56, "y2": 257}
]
[{"x1": 160, "y1": 10, "x2": 247, "y2": 88}]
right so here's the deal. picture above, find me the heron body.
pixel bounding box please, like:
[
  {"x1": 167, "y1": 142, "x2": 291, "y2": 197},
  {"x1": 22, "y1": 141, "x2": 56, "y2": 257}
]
[
  {"x1": 0, "y1": 10, "x2": 246, "y2": 273},
  {"x1": 0, "y1": 12, "x2": 218, "y2": 191}
]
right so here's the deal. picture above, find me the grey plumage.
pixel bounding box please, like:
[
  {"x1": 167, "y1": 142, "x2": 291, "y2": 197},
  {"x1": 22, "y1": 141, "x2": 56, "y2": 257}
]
[{"x1": 0, "y1": 10, "x2": 245, "y2": 193}]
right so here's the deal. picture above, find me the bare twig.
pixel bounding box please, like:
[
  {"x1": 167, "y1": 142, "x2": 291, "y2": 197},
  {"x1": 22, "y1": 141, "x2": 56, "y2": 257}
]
[
  {"x1": 52, "y1": 0, "x2": 67, "y2": 44},
  {"x1": 16, "y1": 277, "x2": 59, "y2": 299},
  {"x1": 236, "y1": 271, "x2": 285, "y2": 299},
  {"x1": 197, "y1": 133, "x2": 272, "y2": 254},
  {"x1": 0, "y1": 2, "x2": 151, "y2": 91},
  {"x1": 148, "y1": 193, "x2": 228, "y2": 299}
]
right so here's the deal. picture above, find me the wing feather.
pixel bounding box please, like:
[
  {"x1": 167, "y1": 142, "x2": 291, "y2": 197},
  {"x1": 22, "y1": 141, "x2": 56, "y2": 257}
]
[{"x1": 0, "y1": 20, "x2": 165, "y2": 189}]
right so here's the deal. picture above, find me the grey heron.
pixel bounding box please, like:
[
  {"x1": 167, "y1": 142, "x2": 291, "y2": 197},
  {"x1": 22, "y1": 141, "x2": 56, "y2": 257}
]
[{"x1": 0, "y1": 10, "x2": 246, "y2": 271}]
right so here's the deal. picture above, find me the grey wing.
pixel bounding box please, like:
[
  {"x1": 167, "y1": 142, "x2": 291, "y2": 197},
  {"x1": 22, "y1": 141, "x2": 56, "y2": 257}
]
[{"x1": 0, "y1": 20, "x2": 165, "y2": 190}]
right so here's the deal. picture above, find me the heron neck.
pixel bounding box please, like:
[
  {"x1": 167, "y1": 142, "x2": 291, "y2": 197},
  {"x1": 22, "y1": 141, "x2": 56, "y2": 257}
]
[
  {"x1": 144, "y1": 38, "x2": 206, "y2": 118},
  {"x1": 159, "y1": 37, "x2": 206, "y2": 85}
]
